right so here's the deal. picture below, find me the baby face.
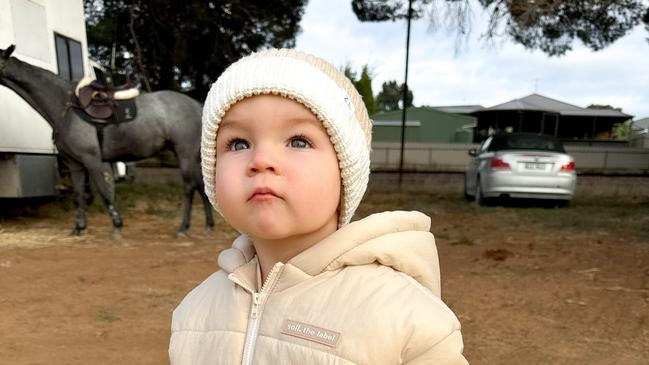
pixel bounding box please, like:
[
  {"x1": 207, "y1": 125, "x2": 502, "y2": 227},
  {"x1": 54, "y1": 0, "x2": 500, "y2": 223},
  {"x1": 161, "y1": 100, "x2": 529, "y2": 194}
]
[{"x1": 214, "y1": 94, "x2": 341, "y2": 242}]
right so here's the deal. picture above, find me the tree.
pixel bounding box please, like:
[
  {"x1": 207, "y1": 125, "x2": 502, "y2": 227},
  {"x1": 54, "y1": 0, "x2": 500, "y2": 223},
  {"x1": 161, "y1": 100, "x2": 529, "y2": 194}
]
[
  {"x1": 645, "y1": 7, "x2": 649, "y2": 44},
  {"x1": 351, "y1": 0, "x2": 433, "y2": 21},
  {"x1": 480, "y1": 0, "x2": 647, "y2": 56},
  {"x1": 586, "y1": 104, "x2": 622, "y2": 111},
  {"x1": 612, "y1": 121, "x2": 632, "y2": 140},
  {"x1": 344, "y1": 64, "x2": 377, "y2": 114},
  {"x1": 376, "y1": 80, "x2": 413, "y2": 112},
  {"x1": 351, "y1": 0, "x2": 649, "y2": 56},
  {"x1": 85, "y1": 0, "x2": 307, "y2": 99}
]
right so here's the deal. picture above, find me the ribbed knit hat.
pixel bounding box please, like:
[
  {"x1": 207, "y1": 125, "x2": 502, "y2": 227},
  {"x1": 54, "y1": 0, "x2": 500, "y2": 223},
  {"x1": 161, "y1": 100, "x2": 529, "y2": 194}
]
[{"x1": 201, "y1": 49, "x2": 372, "y2": 227}]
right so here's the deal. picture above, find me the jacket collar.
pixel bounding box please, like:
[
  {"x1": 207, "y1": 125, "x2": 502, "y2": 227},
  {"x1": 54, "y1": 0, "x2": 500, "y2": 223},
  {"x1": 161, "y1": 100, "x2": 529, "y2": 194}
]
[
  {"x1": 288, "y1": 211, "x2": 431, "y2": 275},
  {"x1": 220, "y1": 211, "x2": 435, "y2": 294}
]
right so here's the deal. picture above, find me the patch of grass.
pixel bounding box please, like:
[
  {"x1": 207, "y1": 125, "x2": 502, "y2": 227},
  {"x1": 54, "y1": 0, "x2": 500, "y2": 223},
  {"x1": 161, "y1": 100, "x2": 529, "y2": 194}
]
[
  {"x1": 362, "y1": 183, "x2": 649, "y2": 243},
  {"x1": 360, "y1": 189, "x2": 476, "y2": 216},
  {"x1": 0, "y1": 196, "x2": 64, "y2": 219},
  {"x1": 0, "y1": 181, "x2": 187, "y2": 221},
  {"x1": 116, "y1": 181, "x2": 182, "y2": 203},
  {"x1": 96, "y1": 307, "x2": 120, "y2": 322},
  {"x1": 117, "y1": 182, "x2": 185, "y2": 218},
  {"x1": 512, "y1": 196, "x2": 649, "y2": 240},
  {"x1": 5, "y1": 178, "x2": 648, "y2": 243}
]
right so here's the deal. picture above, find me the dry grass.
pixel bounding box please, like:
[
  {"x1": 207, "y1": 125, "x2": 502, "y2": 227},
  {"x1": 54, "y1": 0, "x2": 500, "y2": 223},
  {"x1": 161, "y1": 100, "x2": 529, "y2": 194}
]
[{"x1": 2, "y1": 176, "x2": 648, "y2": 248}]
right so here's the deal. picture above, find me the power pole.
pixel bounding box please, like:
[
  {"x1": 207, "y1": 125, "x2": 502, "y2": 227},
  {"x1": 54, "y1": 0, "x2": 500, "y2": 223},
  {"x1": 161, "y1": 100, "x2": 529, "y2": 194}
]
[{"x1": 399, "y1": 0, "x2": 413, "y2": 184}]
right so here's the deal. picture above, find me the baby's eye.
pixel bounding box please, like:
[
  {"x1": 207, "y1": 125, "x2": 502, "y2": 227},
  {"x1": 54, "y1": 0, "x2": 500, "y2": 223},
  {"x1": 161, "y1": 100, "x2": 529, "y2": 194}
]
[
  {"x1": 288, "y1": 136, "x2": 312, "y2": 149},
  {"x1": 228, "y1": 138, "x2": 250, "y2": 151}
]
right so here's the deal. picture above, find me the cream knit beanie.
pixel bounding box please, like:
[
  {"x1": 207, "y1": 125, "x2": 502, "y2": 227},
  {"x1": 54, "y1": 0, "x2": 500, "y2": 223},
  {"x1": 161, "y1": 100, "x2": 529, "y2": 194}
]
[{"x1": 201, "y1": 48, "x2": 372, "y2": 227}]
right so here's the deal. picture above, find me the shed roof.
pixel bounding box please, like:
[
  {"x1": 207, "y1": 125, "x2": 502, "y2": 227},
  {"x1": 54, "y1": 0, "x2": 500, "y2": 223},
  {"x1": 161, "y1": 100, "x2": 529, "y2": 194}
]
[
  {"x1": 431, "y1": 105, "x2": 485, "y2": 114},
  {"x1": 372, "y1": 106, "x2": 476, "y2": 122},
  {"x1": 485, "y1": 93, "x2": 632, "y2": 118}
]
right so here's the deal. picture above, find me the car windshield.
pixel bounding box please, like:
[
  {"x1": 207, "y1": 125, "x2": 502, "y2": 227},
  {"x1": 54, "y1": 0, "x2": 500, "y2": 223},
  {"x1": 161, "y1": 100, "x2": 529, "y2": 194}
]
[{"x1": 488, "y1": 134, "x2": 565, "y2": 152}]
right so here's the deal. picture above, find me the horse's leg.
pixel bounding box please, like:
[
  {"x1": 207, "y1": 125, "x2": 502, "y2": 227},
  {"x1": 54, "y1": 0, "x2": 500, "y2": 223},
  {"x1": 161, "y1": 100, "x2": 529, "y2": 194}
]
[
  {"x1": 177, "y1": 184, "x2": 195, "y2": 237},
  {"x1": 199, "y1": 188, "x2": 214, "y2": 233},
  {"x1": 83, "y1": 172, "x2": 94, "y2": 207},
  {"x1": 68, "y1": 160, "x2": 88, "y2": 236},
  {"x1": 86, "y1": 161, "x2": 123, "y2": 239},
  {"x1": 175, "y1": 151, "x2": 205, "y2": 236}
]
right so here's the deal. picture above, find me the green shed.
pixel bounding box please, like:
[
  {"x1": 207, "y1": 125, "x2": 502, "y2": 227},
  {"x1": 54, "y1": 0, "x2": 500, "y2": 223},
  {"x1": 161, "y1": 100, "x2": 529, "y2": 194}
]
[{"x1": 371, "y1": 107, "x2": 476, "y2": 144}]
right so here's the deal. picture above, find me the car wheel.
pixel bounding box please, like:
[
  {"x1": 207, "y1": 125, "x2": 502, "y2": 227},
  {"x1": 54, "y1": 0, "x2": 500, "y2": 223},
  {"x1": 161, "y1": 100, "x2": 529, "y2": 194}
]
[{"x1": 556, "y1": 200, "x2": 571, "y2": 208}]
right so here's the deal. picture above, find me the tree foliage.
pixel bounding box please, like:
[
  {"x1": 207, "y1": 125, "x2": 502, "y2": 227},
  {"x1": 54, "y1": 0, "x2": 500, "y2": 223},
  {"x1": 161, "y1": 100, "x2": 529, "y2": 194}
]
[
  {"x1": 586, "y1": 104, "x2": 621, "y2": 111},
  {"x1": 480, "y1": 0, "x2": 647, "y2": 56},
  {"x1": 612, "y1": 121, "x2": 632, "y2": 140},
  {"x1": 85, "y1": 0, "x2": 307, "y2": 99},
  {"x1": 344, "y1": 64, "x2": 377, "y2": 114},
  {"x1": 351, "y1": 0, "x2": 432, "y2": 21},
  {"x1": 351, "y1": 0, "x2": 649, "y2": 56},
  {"x1": 644, "y1": 6, "x2": 649, "y2": 44},
  {"x1": 376, "y1": 80, "x2": 413, "y2": 112}
]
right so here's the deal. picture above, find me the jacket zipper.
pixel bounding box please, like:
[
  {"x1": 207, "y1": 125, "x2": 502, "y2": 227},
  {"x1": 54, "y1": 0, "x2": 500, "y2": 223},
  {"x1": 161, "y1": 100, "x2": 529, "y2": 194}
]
[
  {"x1": 242, "y1": 293, "x2": 262, "y2": 365},
  {"x1": 235, "y1": 262, "x2": 284, "y2": 365}
]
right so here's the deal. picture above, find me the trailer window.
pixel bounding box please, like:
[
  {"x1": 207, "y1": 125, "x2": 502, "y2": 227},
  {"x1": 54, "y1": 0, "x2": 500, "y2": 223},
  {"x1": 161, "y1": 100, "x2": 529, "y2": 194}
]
[{"x1": 55, "y1": 34, "x2": 84, "y2": 81}]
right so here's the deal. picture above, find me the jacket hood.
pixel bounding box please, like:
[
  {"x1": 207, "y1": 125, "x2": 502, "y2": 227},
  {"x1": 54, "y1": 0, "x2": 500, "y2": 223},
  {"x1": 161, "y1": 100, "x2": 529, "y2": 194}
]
[{"x1": 218, "y1": 210, "x2": 441, "y2": 296}]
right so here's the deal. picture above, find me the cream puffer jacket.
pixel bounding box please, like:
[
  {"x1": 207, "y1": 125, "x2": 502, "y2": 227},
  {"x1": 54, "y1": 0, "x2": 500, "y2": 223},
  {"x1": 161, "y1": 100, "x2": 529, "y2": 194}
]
[{"x1": 169, "y1": 211, "x2": 468, "y2": 365}]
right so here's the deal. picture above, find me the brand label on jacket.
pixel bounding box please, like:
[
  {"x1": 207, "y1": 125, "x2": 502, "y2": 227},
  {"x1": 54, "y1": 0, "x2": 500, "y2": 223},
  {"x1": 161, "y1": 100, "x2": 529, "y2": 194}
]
[{"x1": 281, "y1": 319, "x2": 341, "y2": 348}]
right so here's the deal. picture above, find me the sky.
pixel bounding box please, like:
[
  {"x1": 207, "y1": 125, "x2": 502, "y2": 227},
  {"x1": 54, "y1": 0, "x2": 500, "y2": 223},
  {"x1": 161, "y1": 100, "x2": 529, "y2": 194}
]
[{"x1": 295, "y1": 0, "x2": 649, "y2": 119}]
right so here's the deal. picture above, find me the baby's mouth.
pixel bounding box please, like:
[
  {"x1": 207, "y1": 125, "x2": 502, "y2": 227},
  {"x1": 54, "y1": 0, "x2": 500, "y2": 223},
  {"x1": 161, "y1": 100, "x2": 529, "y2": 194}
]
[{"x1": 248, "y1": 187, "x2": 281, "y2": 201}]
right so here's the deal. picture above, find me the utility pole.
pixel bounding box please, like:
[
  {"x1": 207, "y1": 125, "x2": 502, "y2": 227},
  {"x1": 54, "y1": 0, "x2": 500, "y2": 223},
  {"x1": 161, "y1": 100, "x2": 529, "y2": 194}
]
[{"x1": 399, "y1": 0, "x2": 413, "y2": 184}]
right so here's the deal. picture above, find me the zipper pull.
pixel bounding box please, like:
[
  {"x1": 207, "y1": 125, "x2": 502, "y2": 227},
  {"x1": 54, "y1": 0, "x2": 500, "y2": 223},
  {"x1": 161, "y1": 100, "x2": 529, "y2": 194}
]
[{"x1": 250, "y1": 293, "x2": 261, "y2": 319}]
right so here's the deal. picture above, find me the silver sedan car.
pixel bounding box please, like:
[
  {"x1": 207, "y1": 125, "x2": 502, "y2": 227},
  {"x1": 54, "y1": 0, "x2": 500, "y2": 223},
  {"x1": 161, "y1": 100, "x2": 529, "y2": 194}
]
[{"x1": 464, "y1": 133, "x2": 576, "y2": 206}]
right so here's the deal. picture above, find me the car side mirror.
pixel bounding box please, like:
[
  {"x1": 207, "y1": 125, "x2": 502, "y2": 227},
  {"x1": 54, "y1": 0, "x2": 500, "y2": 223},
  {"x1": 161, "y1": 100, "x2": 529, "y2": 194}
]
[{"x1": 468, "y1": 148, "x2": 478, "y2": 157}]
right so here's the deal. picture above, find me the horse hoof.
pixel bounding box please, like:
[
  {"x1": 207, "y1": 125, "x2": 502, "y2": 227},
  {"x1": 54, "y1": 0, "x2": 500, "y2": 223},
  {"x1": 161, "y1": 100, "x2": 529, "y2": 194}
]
[
  {"x1": 70, "y1": 228, "x2": 83, "y2": 236},
  {"x1": 176, "y1": 231, "x2": 189, "y2": 239},
  {"x1": 204, "y1": 226, "x2": 214, "y2": 234}
]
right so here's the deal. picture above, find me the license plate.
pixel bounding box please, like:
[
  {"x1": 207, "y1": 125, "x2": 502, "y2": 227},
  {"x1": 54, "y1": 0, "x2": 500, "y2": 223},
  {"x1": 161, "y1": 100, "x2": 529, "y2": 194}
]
[{"x1": 524, "y1": 162, "x2": 546, "y2": 170}]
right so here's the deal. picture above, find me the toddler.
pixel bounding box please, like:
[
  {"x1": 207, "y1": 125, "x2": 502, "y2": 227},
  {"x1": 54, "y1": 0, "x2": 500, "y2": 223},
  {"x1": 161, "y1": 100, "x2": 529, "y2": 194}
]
[{"x1": 169, "y1": 49, "x2": 468, "y2": 365}]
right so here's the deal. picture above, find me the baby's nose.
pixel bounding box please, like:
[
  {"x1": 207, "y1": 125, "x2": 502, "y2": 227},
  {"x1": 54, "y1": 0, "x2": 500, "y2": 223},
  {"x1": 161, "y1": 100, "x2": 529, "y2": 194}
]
[{"x1": 247, "y1": 146, "x2": 281, "y2": 175}]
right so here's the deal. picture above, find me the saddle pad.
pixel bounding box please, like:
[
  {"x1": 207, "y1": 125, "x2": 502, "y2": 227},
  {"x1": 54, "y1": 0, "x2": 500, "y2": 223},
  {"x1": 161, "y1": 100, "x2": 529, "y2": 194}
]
[
  {"x1": 76, "y1": 98, "x2": 137, "y2": 125},
  {"x1": 113, "y1": 99, "x2": 137, "y2": 122}
]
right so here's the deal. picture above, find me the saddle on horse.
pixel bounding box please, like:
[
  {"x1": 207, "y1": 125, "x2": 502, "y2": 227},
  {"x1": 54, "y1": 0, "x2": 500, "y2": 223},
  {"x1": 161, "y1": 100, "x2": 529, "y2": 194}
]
[{"x1": 75, "y1": 77, "x2": 139, "y2": 123}]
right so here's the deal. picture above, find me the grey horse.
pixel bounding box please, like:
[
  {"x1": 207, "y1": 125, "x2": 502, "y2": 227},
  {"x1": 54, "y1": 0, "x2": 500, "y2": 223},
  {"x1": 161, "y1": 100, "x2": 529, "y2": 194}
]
[{"x1": 0, "y1": 45, "x2": 214, "y2": 237}]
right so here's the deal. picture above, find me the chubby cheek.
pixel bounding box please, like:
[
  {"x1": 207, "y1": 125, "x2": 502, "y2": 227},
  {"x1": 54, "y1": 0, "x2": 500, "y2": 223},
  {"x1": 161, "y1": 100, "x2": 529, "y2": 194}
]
[
  {"x1": 213, "y1": 160, "x2": 243, "y2": 220},
  {"x1": 295, "y1": 161, "x2": 341, "y2": 216}
]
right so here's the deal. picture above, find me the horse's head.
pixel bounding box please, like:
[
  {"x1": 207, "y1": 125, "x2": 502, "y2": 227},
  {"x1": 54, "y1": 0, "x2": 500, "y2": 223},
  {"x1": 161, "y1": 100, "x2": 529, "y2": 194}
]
[{"x1": 0, "y1": 45, "x2": 16, "y2": 75}]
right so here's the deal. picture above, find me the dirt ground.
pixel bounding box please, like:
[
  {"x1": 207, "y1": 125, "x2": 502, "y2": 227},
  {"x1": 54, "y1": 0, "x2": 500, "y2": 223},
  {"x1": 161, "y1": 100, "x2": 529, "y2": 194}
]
[{"x1": 1, "y1": 174, "x2": 648, "y2": 365}]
